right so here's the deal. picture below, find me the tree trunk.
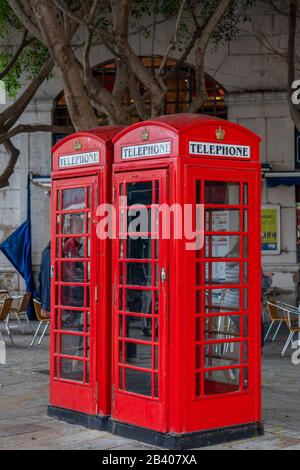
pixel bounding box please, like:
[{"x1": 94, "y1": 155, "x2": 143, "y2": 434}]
[{"x1": 30, "y1": 0, "x2": 98, "y2": 131}]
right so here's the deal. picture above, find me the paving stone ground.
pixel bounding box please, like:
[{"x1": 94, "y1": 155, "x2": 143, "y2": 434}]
[{"x1": 0, "y1": 322, "x2": 300, "y2": 450}]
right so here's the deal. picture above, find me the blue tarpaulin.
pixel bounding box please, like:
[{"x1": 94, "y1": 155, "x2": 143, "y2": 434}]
[{"x1": 0, "y1": 176, "x2": 37, "y2": 319}]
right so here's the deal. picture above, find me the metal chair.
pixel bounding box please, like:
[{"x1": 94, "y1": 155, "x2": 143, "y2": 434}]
[
  {"x1": 281, "y1": 306, "x2": 300, "y2": 357},
  {"x1": 0, "y1": 298, "x2": 14, "y2": 343},
  {"x1": 30, "y1": 299, "x2": 50, "y2": 346},
  {"x1": 7, "y1": 293, "x2": 33, "y2": 334},
  {"x1": 264, "y1": 300, "x2": 287, "y2": 342}
]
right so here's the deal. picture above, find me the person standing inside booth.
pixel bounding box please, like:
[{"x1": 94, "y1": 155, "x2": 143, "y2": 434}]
[{"x1": 39, "y1": 242, "x2": 51, "y2": 319}]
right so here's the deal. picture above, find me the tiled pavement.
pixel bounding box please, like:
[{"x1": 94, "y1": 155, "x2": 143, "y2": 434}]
[{"x1": 0, "y1": 324, "x2": 300, "y2": 450}]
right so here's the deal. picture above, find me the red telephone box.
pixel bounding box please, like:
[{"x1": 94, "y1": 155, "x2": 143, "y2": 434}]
[
  {"x1": 111, "y1": 114, "x2": 262, "y2": 448},
  {"x1": 48, "y1": 126, "x2": 124, "y2": 428}
]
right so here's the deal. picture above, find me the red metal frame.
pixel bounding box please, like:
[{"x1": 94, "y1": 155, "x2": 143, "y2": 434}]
[
  {"x1": 50, "y1": 126, "x2": 124, "y2": 416},
  {"x1": 112, "y1": 114, "x2": 261, "y2": 435}
]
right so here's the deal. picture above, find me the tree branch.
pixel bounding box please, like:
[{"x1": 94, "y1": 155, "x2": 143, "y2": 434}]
[
  {"x1": 0, "y1": 31, "x2": 32, "y2": 80},
  {"x1": 9, "y1": 0, "x2": 42, "y2": 41},
  {"x1": 188, "y1": 0, "x2": 232, "y2": 113},
  {"x1": 0, "y1": 140, "x2": 20, "y2": 189},
  {"x1": 158, "y1": 0, "x2": 186, "y2": 75},
  {"x1": 0, "y1": 124, "x2": 74, "y2": 145},
  {"x1": 0, "y1": 57, "x2": 54, "y2": 128}
]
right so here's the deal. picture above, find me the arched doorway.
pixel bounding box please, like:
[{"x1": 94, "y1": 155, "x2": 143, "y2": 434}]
[{"x1": 52, "y1": 56, "x2": 227, "y2": 143}]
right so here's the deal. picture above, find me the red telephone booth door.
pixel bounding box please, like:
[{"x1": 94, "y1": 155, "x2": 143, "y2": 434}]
[
  {"x1": 184, "y1": 166, "x2": 261, "y2": 432},
  {"x1": 112, "y1": 169, "x2": 169, "y2": 432},
  {"x1": 50, "y1": 174, "x2": 100, "y2": 415}
]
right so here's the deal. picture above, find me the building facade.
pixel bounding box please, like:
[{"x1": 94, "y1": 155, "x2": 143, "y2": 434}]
[{"x1": 0, "y1": 1, "x2": 298, "y2": 303}]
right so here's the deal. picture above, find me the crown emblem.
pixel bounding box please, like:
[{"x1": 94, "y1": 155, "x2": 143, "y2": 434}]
[
  {"x1": 216, "y1": 127, "x2": 225, "y2": 141},
  {"x1": 74, "y1": 139, "x2": 82, "y2": 151},
  {"x1": 141, "y1": 128, "x2": 150, "y2": 141}
]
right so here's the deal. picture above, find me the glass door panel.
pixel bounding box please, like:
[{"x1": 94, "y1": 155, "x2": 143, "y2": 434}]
[
  {"x1": 53, "y1": 181, "x2": 95, "y2": 386},
  {"x1": 115, "y1": 172, "x2": 167, "y2": 403},
  {"x1": 195, "y1": 179, "x2": 249, "y2": 398}
]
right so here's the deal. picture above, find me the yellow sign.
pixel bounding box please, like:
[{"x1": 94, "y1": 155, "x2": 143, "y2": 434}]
[{"x1": 262, "y1": 205, "x2": 281, "y2": 254}]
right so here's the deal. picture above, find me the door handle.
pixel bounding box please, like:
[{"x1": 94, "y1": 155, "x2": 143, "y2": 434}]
[
  {"x1": 50, "y1": 266, "x2": 55, "y2": 279},
  {"x1": 161, "y1": 268, "x2": 167, "y2": 283}
]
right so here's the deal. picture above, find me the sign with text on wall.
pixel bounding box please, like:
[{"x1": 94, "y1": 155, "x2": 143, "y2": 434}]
[{"x1": 262, "y1": 205, "x2": 281, "y2": 255}]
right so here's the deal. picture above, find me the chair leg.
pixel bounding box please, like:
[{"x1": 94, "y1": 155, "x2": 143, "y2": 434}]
[
  {"x1": 264, "y1": 320, "x2": 274, "y2": 342},
  {"x1": 5, "y1": 321, "x2": 13, "y2": 344},
  {"x1": 272, "y1": 321, "x2": 283, "y2": 342},
  {"x1": 15, "y1": 312, "x2": 24, "y2": 334},
  {"x1": 30, "y1": 321, "x2": 43, "y2": 347},
  {"x1": 282, "y1": 332, "x2": 294, "y2": 357},
  {"x1": 25, "y1": 315, "x2": 34, "y2": 334},
  {"x1": 0, "y1": 327, "x2": 4, "y2": 343},
  {"x1": 38, "y1": 322, "x2": 49, "y2": 345}
]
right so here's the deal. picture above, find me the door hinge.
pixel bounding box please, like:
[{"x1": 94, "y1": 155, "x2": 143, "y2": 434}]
[
  {"x1": 95, "y1": 382, "x2": 99, "y2": 403},
  {"x1": 112, "y1": 187, "x2": 116, "y2": 204},
  {"x1": 112, "y1": 385, "x2": 115, "y2": 406},
  {"x1": 95, "y1": 186, "x2": 99, "y2": 206}
]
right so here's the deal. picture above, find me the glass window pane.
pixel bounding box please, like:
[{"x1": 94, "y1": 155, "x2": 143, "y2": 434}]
[
  {"x1": 125, "y1": 289, "x2": 153, "y2": 314},
  {"x1": 244, "y1": 289, "x2": 248, "y2": 309},
  {"x1": 204, "y1": 342, "x2": 241, "y2": 368},
  {"x1": 125, "y1": 315, "x2": 154, "y2": 342},
  {"x1": 60, "y1": 310, "x2": 85, "y2": 332},
  {"x1": 244, "y1": 368, "x2": 249, "y2": 390},
  {"x1": 154, "y1": 374, "x2": 159, "y2": 398},
  {"x1": 244, "y1": 185, "x2": 248, "y2": 205},
  {"x1": 62, "y1": 213, "x2": 85, "y2": 235},
  {"x1": 86, "y1": 362, "x2": 90, "y2": 384},
  {"x1": 62, "y1": 188, "x2": 85, "y2": 210},
  {"x1": 124, "y1": 238, "x2": 153, "y2": 259},
  {"x1": 60, "y1": 358, "x2": 84, "y2": 382},
  {"x1": 204, "y1": 369, "x2": 240, "y2": 395},
  {"x1": 127, "y1": 263, "x2": 152, "y2": 286},
  {"x1": 244, "y1": 210, "x2": 248, "y2": 232},
  {"x1": 204, "y1": 235, "x2": 241, "y2": 259},
  {"x1": 205, "y1": 182, "x2": 240, "y2": 205},
  {"x1": 62, "y1": 238, "x2": 85, "y2": 258},
  {"x1": 244, "y1": 316, "x2": 248, "y2": 337},
  {"x1": 60, "y1": 334, "x2": 85, "y2": 357},
  {"x1": 244, "y1": 263, "x2": 248, "y2": 283},
  {"x1": 244, "y1": 236, "x2": 248, "y2": 258},
  {"x1": 125, "y1": 369, "x2": 152, "y2": 396},
  {"x1": 205, "y1": 315, "x2": 240, "y2": 340},
  {"x1": 205, "y1": 262, "x2": 240, "y2": 285},
  {"x1": 127, "y1": 208, "x2": 153, "y2": 233},
  {"x1": 244, "y1": 341, "x2": 249, "y2": 363},
  {"x1": 61, "y1": 286, "x2": 85, "y2": 307},
  {"x1": 196, "y1": 373, "x2": 202, "y2": 397},
  {"x1": 127, "y1": 182, "x2": 153, "y2": 205},
  {"x1": 205, "y1": 210, "x2": 240, "y2": 232},
  {"x1": 61, "y1": 262, "x2": 85, "y2": 282},
  {"x1": 125, "y1": 343, "x2": 152, "y2": 369},
  {"x1": 204, "y1": 288, "x2": 240, "y2": 312}
]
